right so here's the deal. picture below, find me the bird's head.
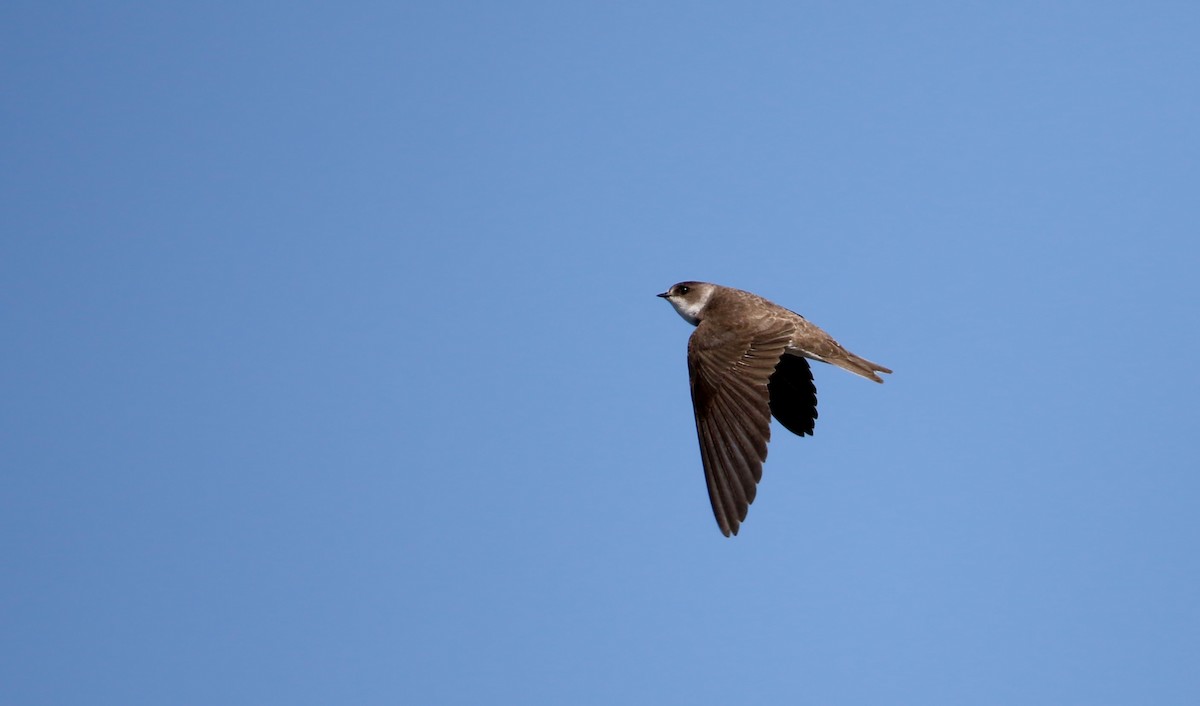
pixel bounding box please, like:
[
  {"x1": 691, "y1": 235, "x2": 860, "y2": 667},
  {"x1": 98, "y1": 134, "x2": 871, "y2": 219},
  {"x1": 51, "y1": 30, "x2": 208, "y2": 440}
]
[{"x1": 656, "y1": 281, "x2": 716, "y2": 326}]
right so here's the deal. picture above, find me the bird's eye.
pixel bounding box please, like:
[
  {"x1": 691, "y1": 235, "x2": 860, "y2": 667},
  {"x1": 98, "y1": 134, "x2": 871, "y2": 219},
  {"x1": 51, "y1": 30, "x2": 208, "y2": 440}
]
[{"x1": 679, "y1": 286, "x2": 690, "y2": 294}]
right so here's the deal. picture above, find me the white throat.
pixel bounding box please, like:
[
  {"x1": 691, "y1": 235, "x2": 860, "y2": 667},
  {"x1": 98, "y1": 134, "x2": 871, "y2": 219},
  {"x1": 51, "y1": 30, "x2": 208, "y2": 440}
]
[{"x1": 670, "y1": 288, "x2": 715, "y2": 326}]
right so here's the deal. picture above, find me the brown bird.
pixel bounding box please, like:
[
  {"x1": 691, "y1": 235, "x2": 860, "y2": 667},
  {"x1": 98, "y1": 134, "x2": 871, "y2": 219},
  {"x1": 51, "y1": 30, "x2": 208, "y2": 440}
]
[{"x1": 657, "y1": 282, "x2": 891, "y2": 536}]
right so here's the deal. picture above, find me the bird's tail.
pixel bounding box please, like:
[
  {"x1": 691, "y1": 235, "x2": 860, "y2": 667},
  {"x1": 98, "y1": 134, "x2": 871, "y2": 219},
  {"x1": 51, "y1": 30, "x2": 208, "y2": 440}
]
[{"x1": 831, "y1": 352, "x2": 892, "y2": 383}]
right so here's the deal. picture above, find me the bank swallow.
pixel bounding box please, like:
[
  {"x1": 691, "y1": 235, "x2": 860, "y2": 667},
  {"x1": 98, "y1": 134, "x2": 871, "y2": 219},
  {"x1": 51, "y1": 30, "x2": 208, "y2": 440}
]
[{"x1": 658, "y1": 282, "x2": 891, "y2": 536}]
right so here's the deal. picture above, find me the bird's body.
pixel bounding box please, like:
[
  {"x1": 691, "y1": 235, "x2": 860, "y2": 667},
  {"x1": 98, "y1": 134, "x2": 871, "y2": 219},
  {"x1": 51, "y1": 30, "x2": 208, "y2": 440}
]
[{"x1": 658, "y1": 281, "x2": 891, "y2": 536}]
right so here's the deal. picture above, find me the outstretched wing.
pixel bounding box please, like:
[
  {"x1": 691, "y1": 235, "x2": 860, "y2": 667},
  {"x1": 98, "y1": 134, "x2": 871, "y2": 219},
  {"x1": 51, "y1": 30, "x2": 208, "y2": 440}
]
[{"x1": 687, "y1": 321, "x2": 793, "y2": 536}]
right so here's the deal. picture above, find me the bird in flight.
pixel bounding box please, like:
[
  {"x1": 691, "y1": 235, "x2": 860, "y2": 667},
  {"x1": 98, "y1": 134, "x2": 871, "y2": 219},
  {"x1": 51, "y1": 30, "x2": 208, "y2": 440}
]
[{"x1": 658, "y1": 281, "x2": 891, "y2": 536}]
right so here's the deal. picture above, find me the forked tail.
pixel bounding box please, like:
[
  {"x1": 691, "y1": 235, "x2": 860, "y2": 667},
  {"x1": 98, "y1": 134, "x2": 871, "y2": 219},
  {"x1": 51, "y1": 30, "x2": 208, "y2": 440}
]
[{"x1": 832, "y1": 353, "x2": 892, "y2": 383}]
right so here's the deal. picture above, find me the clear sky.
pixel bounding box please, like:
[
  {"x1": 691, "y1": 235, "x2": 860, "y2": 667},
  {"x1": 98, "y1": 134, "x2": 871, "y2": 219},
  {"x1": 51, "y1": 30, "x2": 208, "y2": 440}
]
[{"x1": 3, "y1": 2, "x2": 1199, "y2": 704}]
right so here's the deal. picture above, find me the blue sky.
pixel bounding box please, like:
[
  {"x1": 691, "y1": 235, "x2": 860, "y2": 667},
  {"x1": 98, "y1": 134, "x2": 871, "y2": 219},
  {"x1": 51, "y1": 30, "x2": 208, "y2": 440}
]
[{"x1": 3, "y1": 2, "x2": 1199, "y2": 704}]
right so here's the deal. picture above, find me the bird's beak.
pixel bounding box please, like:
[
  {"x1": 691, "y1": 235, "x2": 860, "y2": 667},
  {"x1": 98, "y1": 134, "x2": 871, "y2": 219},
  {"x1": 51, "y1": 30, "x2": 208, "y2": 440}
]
[{"x1": 656, "y1": 291, "x2": 670, "y2": 298}]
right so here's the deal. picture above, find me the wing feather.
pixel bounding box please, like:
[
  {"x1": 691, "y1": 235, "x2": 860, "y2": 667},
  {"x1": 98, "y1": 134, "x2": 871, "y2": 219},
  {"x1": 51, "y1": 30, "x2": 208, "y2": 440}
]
[
  {"x1": 768, "y1": 354, "x2": 818, "y2": 437},
  {"x1": 688, "y1": 322, "x2": 793, "y2": 536}
]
